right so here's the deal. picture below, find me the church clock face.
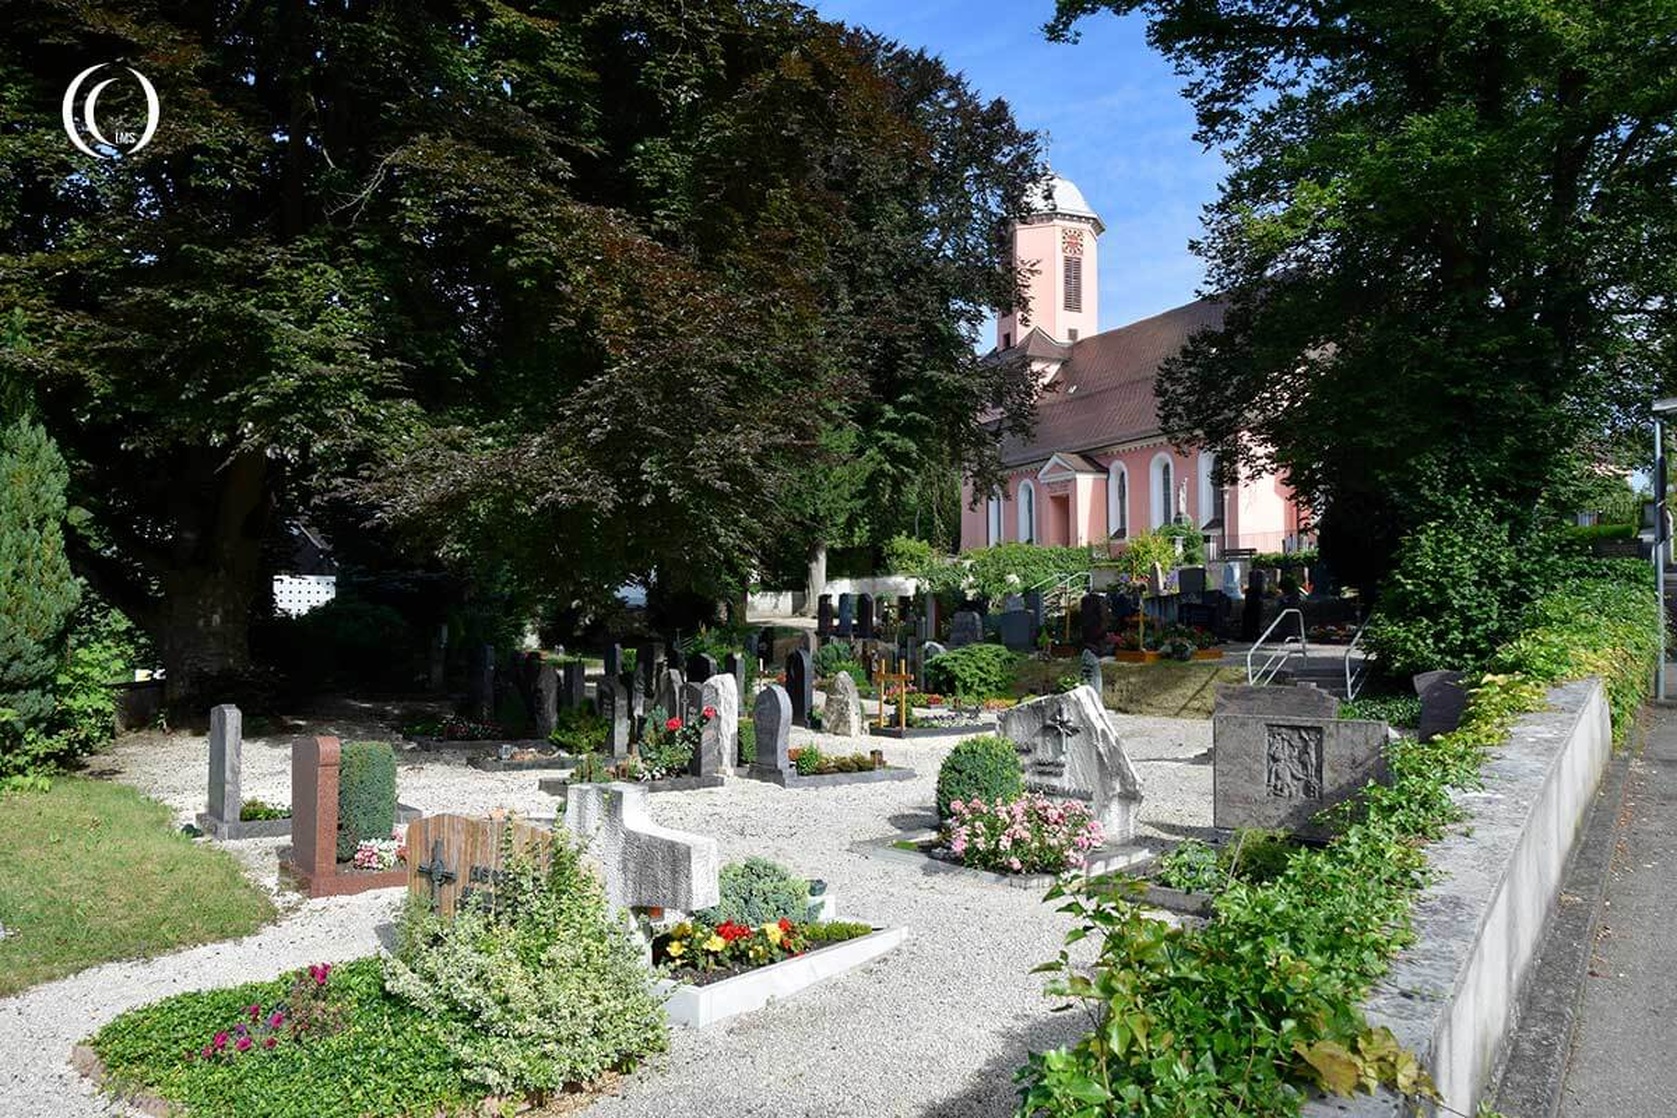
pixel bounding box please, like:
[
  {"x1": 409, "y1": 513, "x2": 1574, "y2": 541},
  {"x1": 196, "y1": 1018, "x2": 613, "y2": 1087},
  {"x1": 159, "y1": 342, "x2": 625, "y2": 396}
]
[{"x1": 1061, "y1": 228, "x2": 1084, "y2": 256}]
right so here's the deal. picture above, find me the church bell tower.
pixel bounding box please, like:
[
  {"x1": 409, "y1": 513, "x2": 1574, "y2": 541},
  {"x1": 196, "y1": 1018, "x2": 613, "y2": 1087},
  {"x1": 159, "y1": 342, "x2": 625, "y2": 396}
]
[{"x1": 998, "y1": 173, "x2": 1103, "y2": 349}]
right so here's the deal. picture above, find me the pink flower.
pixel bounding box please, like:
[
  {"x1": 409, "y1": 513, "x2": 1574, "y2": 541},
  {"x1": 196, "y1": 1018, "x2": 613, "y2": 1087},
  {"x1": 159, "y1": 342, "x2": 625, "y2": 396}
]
[
  {"x1": 201, "y1": 1045, "x2": 213, "y2": 1059},
  {"x1": 308, "y1": 962, "x2": 332, "y2": 986},
  {"x1": 264, "y1": 1037, "x2": 277, "y2": 1049},
  {"x1": 246, "y1": 1003, "x2": 261, "y2": 1021},
  {"x1": 1008, "y1": 857, "x2": 1022, "y2": 872},
  {"x1": 212, "y1": 1032, "x2": 228, "y2": 1051},
  {"x1": 235, "y1": 1036, "x2": 252, "y2": 1053}
]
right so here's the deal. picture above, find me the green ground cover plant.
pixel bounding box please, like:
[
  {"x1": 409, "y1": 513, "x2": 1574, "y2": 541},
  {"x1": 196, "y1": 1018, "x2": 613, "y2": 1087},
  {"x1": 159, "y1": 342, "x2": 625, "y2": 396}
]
[
  {"x1": 924, "y1": 643, "x2": 1018, "y2": 702},
  {"x1": 1018, "y1": 558, "x2": 1658, "y2": 1115},
  {"x1": 935, "y1": 734, "x2": 1025, "y2": 821},
  {"x1": 1340, "y1": 695, "x2": 1422, "y2": 729},
  {"x1": 0, "y1": 779, "x2": 274, "y2": 995}
]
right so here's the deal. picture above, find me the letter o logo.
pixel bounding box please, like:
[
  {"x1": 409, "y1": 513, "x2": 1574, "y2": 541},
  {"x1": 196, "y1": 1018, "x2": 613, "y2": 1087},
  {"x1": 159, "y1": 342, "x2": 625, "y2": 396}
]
[{"x1": 62, "y1": 64, "x2": 159, "y2": 158}]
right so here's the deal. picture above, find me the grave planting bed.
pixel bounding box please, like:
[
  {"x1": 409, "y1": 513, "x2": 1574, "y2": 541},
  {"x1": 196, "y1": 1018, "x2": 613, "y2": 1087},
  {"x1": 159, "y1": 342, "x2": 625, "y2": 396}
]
[
  {"x1": 743, "y1": 765, "x2": 916, "y2": 789},
  {"x1": 407, "y1": 736, "x2": 553, "y2": 754},
  {"x1": 658, "y1": 926, "x2": 908, "y2": 1029},
  {"x1": 852, "y1": 830, "x2": 1149, "y2": 890},
  {"x1": 466, "y1": 750, "x2": 579, "y2": 772},
  {"x1": 538, "y1": 773, "x2": 724, "y2": 798}
]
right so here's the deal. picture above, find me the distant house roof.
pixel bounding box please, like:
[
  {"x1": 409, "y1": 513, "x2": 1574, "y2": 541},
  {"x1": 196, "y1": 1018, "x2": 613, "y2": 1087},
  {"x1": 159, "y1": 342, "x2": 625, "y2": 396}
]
[{"x1": 998, "y1": 297, "x2": 1226, "y2": 468}]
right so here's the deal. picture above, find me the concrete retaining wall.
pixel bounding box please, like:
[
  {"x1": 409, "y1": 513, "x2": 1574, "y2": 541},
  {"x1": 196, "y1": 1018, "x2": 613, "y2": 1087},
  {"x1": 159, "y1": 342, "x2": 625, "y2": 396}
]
[
  {"x1": 749, "y1": 576, "x2": 924, "y2": 617},
  {"x1": 1304, "y1": 678, "x2": 1612, "y2": 1118}
]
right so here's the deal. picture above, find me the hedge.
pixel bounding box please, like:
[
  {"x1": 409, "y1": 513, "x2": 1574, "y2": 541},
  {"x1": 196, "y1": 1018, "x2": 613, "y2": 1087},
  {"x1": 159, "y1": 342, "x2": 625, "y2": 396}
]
[{"x1": 337, "y1": 741, "x2": 397, "y2": 863}]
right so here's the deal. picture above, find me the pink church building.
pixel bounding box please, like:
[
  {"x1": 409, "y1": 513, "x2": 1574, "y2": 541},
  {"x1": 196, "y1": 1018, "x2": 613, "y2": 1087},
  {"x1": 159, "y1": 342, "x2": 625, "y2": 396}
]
[{"x1": 960, "y1": 175, "x2": 1307, "y2": 557}]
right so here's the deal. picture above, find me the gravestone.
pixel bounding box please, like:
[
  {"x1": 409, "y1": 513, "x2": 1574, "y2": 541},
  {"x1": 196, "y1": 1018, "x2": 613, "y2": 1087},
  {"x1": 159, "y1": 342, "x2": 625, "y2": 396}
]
[
  {"x1": 1147, "y1": 562, "x2": 1168, "y2": 596},
  {"x1": 1213, "y1": 683, "x2": 1339, "y2": 720},
  {"x1": 561, "y1": 660, "x2": 586, "y2": 711},
  {"x1": 1222, "y1": 561, "x2": 1244, "y2": 600},
  {"x1": 856, "y1": 594, "x2": 875, "y2": 640},
  {"x1": 897, "y1": 595, "x2": 914, "y2": 625},
  {"x1": 470, "y1": 644, "x2": 496, "y2": 721},
  {"x1": 920, "y1": 640, "x2": 947, "y2": 691},
  {"x1": 817, "y1": 594, "x2": 835, "y2": 636},
  {"x1": 1002, "y1": 592, "x2": 1025, "y2": 612},
  {"x1": 723, "y1": 652, "x2": 747, "y2": 699},
  {"x1": 756, "y1": 628, "x2": 775, "y2": 667},
  {"x1": 1079, "y1": 594, "x2": 1110, "y2": 649},
  {"x1": 1414, "y1": 670, "x2": 1468, "y2": 743},
  {"x1": 653, "y1": 667, "x2": 687, "y2": 721},
  {"x1": 1213, "y1": 713, "x2": 1389, "y2": 837},
  {"x1": 1079, "y1": 649, "x2": 1103, "y2": 695},
  {"x1": 1024, "y1": 590, "x2": 1044, "y2": 636},
  {"x1": 997, "y1": 686, "x2": 1143, "y2": 840},
  {"x1": 635, "y1": 644, "x2": 658, "y2": 705},
  {"x1": 596, "y1": 676, "x2": 631, "y2": 756},
  {"x1": 404, "y1": 813, "x2": 552, "y2": 917},
  {"x1": 836, "y1": 594, "x2": 855, "y2": 637},
  {"x1": 628, "y1": 663, "x2": 647, "y2": 720},
  {"x1": 824, "y1": 671, "x2": 865, "y2": 737},
  {"x1": 604, "y1": 644, "x2": 623, "y2": 678},
  {"x1": 1178, "y1": 567, "x2": 1208, "y2": 598},
  {"x1": 999, "y1": 609, "x2": 1034, "y2": 651},
  {"x1": 698, "y1": 674, "x2": 740, "y2": 776},
  {"x1": 563, "y1": 783, "x2": 721, "y2": 915},
  {"x1": 288, "y1": 736, "x2": 340, "y2": 892},
  {"x1": 750, "y1": 684, "x2": 792, "y2": 779},
  {"x1": 205, "y1": 703, "x2": 241, "y2": 828},
  {"x1": 949, "y1": 610, "x2": 983, "y2": 648},
  {"x1": 785, "y1": 648, "x2": 813, "y2": 728},
  {"x1": 1239, "y1": 569, "x2": 1267, "y2": 642},
  {"x1": 919, "y1": 592, "x2": 940, "y2": 641},
  {"x1": 686, "y1": 652, "x2": 717, "y2": 684},
  {"x1": 534, "y1": 665, "x2": 559, "y2": 739}
]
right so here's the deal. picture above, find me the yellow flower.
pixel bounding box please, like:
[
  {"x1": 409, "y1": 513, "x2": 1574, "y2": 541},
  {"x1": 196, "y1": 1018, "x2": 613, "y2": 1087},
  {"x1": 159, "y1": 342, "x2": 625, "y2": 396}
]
[
  {"x1": 704, "y1": 934, "x2": 726, "y2": 953},
  {"x1": 666, "y1": 940, "x2": 685, "y2": 958},
  {"x1": 762, "y1": 922, "x2": 784, "y2": 947}
]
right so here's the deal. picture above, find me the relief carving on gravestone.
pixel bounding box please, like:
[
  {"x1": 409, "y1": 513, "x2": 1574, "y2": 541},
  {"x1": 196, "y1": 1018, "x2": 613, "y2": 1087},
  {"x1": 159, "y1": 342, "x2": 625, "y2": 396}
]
[{"x1": 1264, "y1": 724, "x2": 1324, "y2": 800}]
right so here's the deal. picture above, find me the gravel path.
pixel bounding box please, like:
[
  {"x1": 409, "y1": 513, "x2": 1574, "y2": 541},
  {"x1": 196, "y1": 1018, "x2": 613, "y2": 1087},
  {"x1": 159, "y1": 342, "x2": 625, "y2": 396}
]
[{"x1": 0, "y1": 712, "x2": 1210, "y2": 1118}]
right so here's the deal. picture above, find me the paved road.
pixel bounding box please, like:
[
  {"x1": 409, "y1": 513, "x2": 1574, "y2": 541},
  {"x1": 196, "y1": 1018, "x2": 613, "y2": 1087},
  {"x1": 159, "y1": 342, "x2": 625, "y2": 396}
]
[{"x1": 1556, "y1": 706, "x2": 1677, "y2": 1117}]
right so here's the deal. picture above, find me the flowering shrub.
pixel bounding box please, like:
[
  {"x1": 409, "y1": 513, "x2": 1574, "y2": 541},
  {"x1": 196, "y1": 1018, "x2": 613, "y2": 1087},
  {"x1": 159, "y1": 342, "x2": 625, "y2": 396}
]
[
  {"x1": 655, "y1": 916, "x2": 804, "y2": 973},
  {"x1": 945, "y1": 793, "x2": 1103, "y2": 874},
  {"x1": 634, "y1": 705, "x2": 712, "y2": 779}
]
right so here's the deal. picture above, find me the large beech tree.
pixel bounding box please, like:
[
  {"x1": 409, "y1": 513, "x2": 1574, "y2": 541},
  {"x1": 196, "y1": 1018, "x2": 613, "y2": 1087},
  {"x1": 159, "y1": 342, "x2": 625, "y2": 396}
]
[
  {"x1": 1051, "y1": 0, "x2": 1677, "y2": 588},
  {"x1": 0, "y1": 0, "x2": 1042, "y2": 696}
]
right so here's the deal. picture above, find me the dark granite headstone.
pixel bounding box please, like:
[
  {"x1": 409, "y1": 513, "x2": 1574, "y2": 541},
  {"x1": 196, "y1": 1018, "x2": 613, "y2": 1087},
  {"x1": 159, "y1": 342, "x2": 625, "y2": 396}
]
[
  {"x1": 750, "y1": 684, "x2": 792, "y2": 778},
  {"x1": 603, "y1": 644, "x2": 623, "y2": 678},
  {"x1": 1024, "y1": 590, "x2": 1044, "y2": 635},
  {"x1": 686, "y1": 652, "x2": 717, "y2": 684},
  {"x1": 1413, "y1": 670, "x2": 1468, "y2": 742},
  {"x1": 1178, "y1": 567, "x2": 1208, "y2": 598},
  {"x1": 1079, "y1": 593, "x2": 1110, "y2": 649},
  {"x1": 596, "y1": 676, "x2": 630, "y2": 756},
  {"x1": 534, "y1": 664, "x2": 559, "y2": 738},
  {"x1": 785, "y1": 648, "x2": 813, "y2": 728},
  {"x1": 470, "y1": 644, "x2": 496, "y2": 721},
  {"x1": 817, "y1": 595, "x2": 835, "y2": 636},
  {"x1": 561, "y1": 660, "x2": 586, "y2": 711},
  {"x1": 949, "y1": 610, "x2": 983, "y2": 648},
  {"x1": 724, "y1": 652, "x2": 747, "y2": 698},
  {"x1": 1240, "y1": 569, "x2": 1268, "y2": 642},
  {"x1": 919, "y1": 593, "x2": 940, "y2": 641},
  {"x1": 836, "y1": 594, "x2": 855, "y2": 637},
  {"x1": 999, "y1": 609, "x2": 1034, "y2": 651},
  {"x1": 856, "y1": 593, "x2": 875, "y2": 640},
  {"x1": 206, "y1": 703, "x2": 242, "y2": 826}
]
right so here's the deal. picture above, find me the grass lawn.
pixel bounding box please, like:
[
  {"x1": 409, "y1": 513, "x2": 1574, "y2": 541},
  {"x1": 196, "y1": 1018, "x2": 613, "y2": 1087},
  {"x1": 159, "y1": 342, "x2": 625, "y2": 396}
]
[{"x1": 0, "y1": 777, "x2": 276, "y2": 996}]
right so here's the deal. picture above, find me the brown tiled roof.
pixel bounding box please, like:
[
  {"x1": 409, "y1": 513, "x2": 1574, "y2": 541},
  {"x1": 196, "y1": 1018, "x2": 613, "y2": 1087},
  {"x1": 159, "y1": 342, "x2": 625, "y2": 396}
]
[
  {"x1": 999, "y1": 297, "x2": 1225, "y2": 468},
  {"x1": 1000, "y1": 327, "x2": 1072, "y2": 362}
]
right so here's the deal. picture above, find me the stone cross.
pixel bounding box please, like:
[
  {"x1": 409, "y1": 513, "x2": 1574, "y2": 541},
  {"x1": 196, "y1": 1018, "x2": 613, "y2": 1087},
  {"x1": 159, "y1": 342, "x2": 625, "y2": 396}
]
[
  {"x1": 416, "y1": 837, "x2": 458, "y2": 910},
  {"x1": 563, "y1": 783, "x2": 720, "y2": 915},
  {"x1": 206, "y1": 703, "x2": 242, "y2": 825}
]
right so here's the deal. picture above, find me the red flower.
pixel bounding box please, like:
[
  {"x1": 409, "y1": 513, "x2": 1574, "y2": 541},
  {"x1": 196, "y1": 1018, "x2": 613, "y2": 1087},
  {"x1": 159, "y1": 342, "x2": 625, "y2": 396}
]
[
  {"x1": 264, "y1": 1037, "x2": 277, "y2": 1050},
  {"x1": 715, "y1": 920, "x2": 753, "y2": 943},
  {"x1": 665, "y1": 717, "x2": 682, "y2": 732},
  {"x1": 702, "y1": 705, "x2": 717, "y2": 720},
  {"x1": 777, "y1": 917, "x2": 794, "y2": 935}
]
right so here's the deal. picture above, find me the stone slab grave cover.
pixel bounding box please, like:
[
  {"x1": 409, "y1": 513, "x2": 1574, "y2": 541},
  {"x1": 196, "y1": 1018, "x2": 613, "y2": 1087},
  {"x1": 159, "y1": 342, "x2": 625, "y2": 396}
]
[
  {"x1": 824, "y1": 671, "x2": 865, "y2": 737},
  {"x1": 563, "y1": 782, "x2": 720, "y2": 915},
  {"x1": 997, "y1": 685, "x2": 1143, "y2": 841},
  {"x1": 285, "y1": 736, "x2": 412, "y2": 899},
  {"x1": 198, "y1": 705, "x2": 291, "y2": 840},
  {"x1": 948, "y1": 610, "x2": 983, "y2": 649},
  {"x1": 1212, "y1": 710, "x2": 1390, "y2": 837},
  {"x1": 697, "y1": 673, "x2": 740, "y2": 777},
  {"x1": 784, "y1": 648, "x2": 813, "y2": 728},
  {"x1": 405, "y1": 812, "x2": 552, "y2": 918},
  {"x1": 1414, "y1": 670, "x2": 1468, "y2": 742}
]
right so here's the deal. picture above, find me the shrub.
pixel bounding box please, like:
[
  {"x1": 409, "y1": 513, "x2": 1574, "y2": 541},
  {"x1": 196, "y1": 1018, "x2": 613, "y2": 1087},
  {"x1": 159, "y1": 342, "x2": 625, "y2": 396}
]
[
  {"x1": 793, "y1": 744, "x2": 825, "y2": 775},
  {"x1": 0, "y1": 418, "x2": 80, "y2": 780},
  {"x1": 636, "y1": 707, "x2": 697, "y2": 779},
  {"x1": 547, "y1": 706, "x2": 607, "y2": 754},
  {"x1": 1154, "y1": 838, "x2": 1222, "y2": 892},
  {"x1": 924, "y1": 643, "x2": 1018, "y2": 701},
  {"x1": 1155, "y1": 521, "x2": 1206, "y2": 565},
  {"x1": 1340, "y1": 694, "x2": 1422, "y2": 728},
  {"x1": 945, "y1": 793, "x2": 1103, "y2": 874},
  {"x1": 254, "y1": 591, "x2": 421, "y2": 693},
  {"x1": 802, "y1": 920, "x2": 876, "y2": 946},
  {"x1": 814, "y1": 639, "x2": 859, "y2": 678},
  {"x1": 694, "y1": 857, "x2": 810, "y2": 927},
  {"x1": 736, "y1": 718, "x2": 756, "y2": 765},
  {"x1": 963, "y1": 542, "x2": 1093, "y2": 602},
  {"x1": 384, "y1": 828, "x2": 666, "y2": 1097},
  {"x1": 1107, "y1": 529, "x2": 1180, "y2": 585},
  {"x1": 935, "y1": 734, "x2": 1023, "y2": 820},
  {"x1": 336, "y1": 741, "x2": 396, "y2": 863}
]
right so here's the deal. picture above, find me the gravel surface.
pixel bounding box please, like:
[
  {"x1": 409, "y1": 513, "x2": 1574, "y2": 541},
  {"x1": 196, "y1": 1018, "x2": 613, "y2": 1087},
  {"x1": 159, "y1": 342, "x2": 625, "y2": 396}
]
[{"x1": 0, "y1": 710, "x2": 1210, "y2": 1118}]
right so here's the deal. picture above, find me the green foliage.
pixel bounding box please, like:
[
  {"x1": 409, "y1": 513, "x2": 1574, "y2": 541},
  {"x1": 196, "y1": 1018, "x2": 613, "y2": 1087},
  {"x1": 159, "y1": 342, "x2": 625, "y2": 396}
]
[
  {"x1": 636, "y1": 707, "x2": 695, "y2": 780},
  {"x1": 925, "y1": 644, "x2": 1019, "y2": 701},
  {"x1": 802, "y1": 920, "x2": 877, "y2": 946},
  {"x1": 1153, "y1": 839, "x2": 1222, "y2": 893},
  {"x1": 814, "y1": 640, "x2": 859, "y2": 678},
  {"x1": 1154, "y1": 522, "x2": 1206, "y2": 566},
  {"x1": 1250, "y1": 550, "x2": 1319, "y2": 570},
  {"x1": 1340, "y1": 695, "x2": 1422, "y2": 729},
  {"x1": 936, "y1": 735, "x2": 1024, "y2": 821},
  {"x1": 336, "y1": 742, "x2": 396, "y2": 863},
  {"x1": 91, "y1": 958, "x2": 472, "y2": 1118},
  {"x1": 1015, "y1": 557, "x2": 1656, "y2": 1115},
  {"x1": 257, "y1": 593, "x2": 421, "y2": 693},
  {"x1": 1107, "y1": 530, "x2": 1179, "y2": 585},
  {"x1": 736, "y1": 718, "x2": 756, "y2": 766},
  {"x1": 1563, "y1": 522, "x2": 1636, "y2": 543},
  {"x1": 884, "y1": 535, "x2": 941, "y2": 580},
  {"x1": 0, "y1": 418, "x2": 80, "y2": 775},
  {"x1": 694, "y1": 857, "x2": 811, "y2": 927},
  {"x1": 793, "y1": 745, "x2": 826, "y2": 776},
  {"x1": 384, "y1": 829, "x2": 666, "y2": 1096},
  {"x1": 547, "y1": 706, "x2": 608, "y2": 754},
  {"x1": 1365, "y1": 499, "x2": 1520, "y2": 678},
  {"x1": 963, "y1": 543, "x2": 1094, "y2": 602},
  {"x1": 239, "y1": 799, "x2": 291, "y2": 822}
]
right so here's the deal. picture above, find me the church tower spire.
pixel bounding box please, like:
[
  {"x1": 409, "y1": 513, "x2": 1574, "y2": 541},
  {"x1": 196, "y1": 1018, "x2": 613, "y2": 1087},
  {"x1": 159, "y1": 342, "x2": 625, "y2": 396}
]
[{"x1": 998, "y1": 172, "x2": 1103, "y2": 349}]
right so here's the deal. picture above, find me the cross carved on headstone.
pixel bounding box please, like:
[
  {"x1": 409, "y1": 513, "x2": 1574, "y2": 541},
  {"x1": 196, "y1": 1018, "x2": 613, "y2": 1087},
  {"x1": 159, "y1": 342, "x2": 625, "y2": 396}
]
[
  {"x1": 1040, "y1": 709, "x2": 1082, "y2": 763},
  {"x1": 416, "y1": 838, "x2": 457, "y2": 910}
]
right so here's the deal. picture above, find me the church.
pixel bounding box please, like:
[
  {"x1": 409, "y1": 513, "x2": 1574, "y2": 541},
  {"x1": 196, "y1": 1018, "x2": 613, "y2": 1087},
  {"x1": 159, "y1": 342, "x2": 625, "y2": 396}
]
[{"x1": 959, "y1": 175, "x2": 1307, "y2": 558}]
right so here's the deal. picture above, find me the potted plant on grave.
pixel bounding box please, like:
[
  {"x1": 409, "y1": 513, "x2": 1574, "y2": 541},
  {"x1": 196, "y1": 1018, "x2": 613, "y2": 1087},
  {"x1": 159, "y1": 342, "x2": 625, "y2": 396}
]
[{"x1": 1107, "y1": 530, "x2": 1178, "y2": 664}]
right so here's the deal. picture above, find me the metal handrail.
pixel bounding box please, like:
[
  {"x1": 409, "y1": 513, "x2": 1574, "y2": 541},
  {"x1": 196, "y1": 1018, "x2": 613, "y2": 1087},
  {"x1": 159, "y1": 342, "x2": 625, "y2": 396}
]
[
  {"x1": 1246, "y1": 607, "x2": 1308, "y2": 686},
  {"x1": 1344, "y1": 614, "x2": 1372, "y2": 701}
]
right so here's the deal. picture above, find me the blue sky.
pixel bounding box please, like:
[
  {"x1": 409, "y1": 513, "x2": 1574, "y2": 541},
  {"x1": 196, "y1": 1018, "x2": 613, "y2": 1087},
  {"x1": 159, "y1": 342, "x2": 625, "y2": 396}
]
[{"x1": 812, "y1": 0, "x2": 1224, "y2": 334}]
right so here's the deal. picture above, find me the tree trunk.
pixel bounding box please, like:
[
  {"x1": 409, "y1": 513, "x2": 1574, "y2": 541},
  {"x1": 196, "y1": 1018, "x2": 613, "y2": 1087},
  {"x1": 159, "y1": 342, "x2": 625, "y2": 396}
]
[{"x1": 805, "y1": 542, "x2": 827, "y2": 617}]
